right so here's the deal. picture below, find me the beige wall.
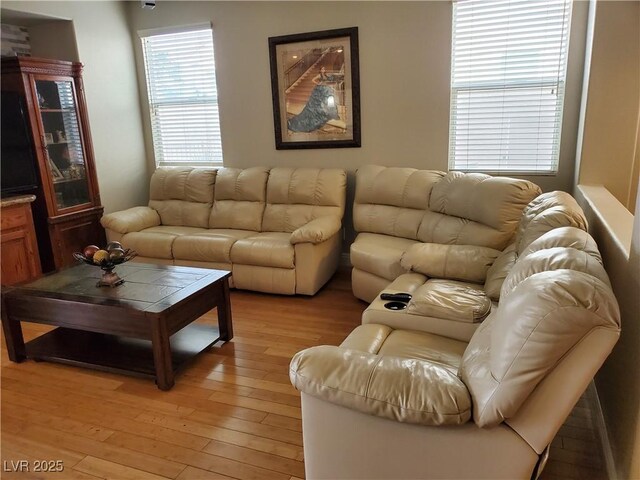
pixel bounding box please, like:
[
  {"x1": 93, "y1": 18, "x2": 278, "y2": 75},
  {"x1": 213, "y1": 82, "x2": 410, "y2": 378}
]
[
  {"x1": 573, "y1": 2, "x2": 640, "y2": 477},
  {"x1": 576, "y1": 0, "x2": 640, "y2": 213},
  {"x1": 2, "y1": 1, "x2": 149, "y2": 214},
  {"x1": 575, "y1": 186, "x2": 640, "y2": 480},
  {"x1": 28, "y1": 20, "x2": 79, "y2": 62},
  {"x1": 127, "y1": 0, "x2": 588, "y2": 244}
]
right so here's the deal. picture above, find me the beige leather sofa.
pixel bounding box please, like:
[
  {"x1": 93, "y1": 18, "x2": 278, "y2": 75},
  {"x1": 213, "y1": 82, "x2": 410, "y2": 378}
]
[
  {"x1": 362, "y1": 190, "x2": 590, "y2": 341},
  {"x1": 100, "y1": 166, "x2": 346, "y2": 295},
  {"x1": 290, "y1": 192, "x2": 620, "y2": 479},
  {"x1": 350, "y1": 165, "x2": 542, "y2": 303}
]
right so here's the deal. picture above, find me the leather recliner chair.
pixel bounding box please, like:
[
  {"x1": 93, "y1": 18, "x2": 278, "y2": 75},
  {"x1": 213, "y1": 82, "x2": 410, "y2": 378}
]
[{"x1": 290, "y1": 223, "x2": 620, "y2": 479}]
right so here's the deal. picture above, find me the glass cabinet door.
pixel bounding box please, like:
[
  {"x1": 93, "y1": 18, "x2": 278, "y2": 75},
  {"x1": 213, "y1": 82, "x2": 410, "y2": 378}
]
[{"x1": 35, "y1": 79, "x2": 91, "y2": 210}]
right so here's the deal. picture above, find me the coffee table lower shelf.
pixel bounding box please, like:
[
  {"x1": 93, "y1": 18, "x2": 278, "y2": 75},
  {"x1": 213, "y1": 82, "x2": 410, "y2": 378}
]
[{"x1": 25, "y1": 323, "x2": 221, "y2": 381}]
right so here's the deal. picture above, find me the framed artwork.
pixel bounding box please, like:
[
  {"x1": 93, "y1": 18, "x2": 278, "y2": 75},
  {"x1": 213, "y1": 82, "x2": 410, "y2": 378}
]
[{"x1": 269, "y1": 27, "x2": 361, "y2": 150}]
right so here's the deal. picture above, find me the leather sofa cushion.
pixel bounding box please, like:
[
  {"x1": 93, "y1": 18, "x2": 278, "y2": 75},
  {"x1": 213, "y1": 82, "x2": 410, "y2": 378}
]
[
  {"x1": 520, "y1": 226, "x2": 602, "y2": 263},
  {"x1": 416, "y1": 211, "x2": 511, "y2": 250},
  {"x1": 501, "y1": 247, "x2": 611, "y2": 299},
  {"x1": 289, "y1": 325, "x2": 471, "y2": 425},
  {"x1": 262, "y1": 168, "x2": 346, "y2": 232},
  {"x1": 484, "y1": 243, "x2": 517, "y2": 301},
  {"x1": 231, "y1": 232, "x2": 295, "y2": 269},
  {"x1": 350, "y1": 233, "x2": 417, "y2": 281},
  {"x1": 141, "y1": 226, "x2": 206, "y2": 236},
  {"x1": 401, "y1": 243, "x2": 500, "y2": 283},
  {"x1": 172, "y1": 229, "x2": 256, "y2": 263},
  {"x1": 407, "y1": 279, "x2": 491, "y2": 324},
  {"x1": 150, "y1": 167, "x2": 216, "y2": 203},
  {"x1": 515, "y1": 191, "x2": 588, "y2": 254},
  {"x1": 429, "y1": 172, "x2": 541, "y2": 232},
  {"x1": 121, "y1": 226, "x2": 205, "y2": 259},
  {"x1": 340, "y1": 323, "x2": 393, "y2": 354},
  {"x1": 484, "y1": 228, "x2": 601, "y2": 301},
  {"x1": 340, "y1": 324, "x2": 467, "y2": 373},
  {"x1": 148, "y1": 168, "x2": 216, "y2": 228},
  {"x1": 376, "y1": 329, "x2": 467, "y2": 374},
  {"x1": 353, "y1": 165, "x2": 445, "y2": 240},
  {"x1": 209, "y1": 167, "x2": 269, "y2": 231}
]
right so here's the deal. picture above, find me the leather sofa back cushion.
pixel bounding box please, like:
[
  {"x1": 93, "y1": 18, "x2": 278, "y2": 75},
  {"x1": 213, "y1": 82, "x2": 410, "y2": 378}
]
[
  {"x1": 148, "y1": 168, "x2": 217, "y2": 228},
  {"x1": 429, "y1": 172, "x2": 541, "y2": 232},
  {"x1": 429, "y1": 172, "x2": 541, "y2": 250},
  {"x1": 461, "y1": 269, "x2": 620, "y2": 428},
  {"x1": 353, "y1": 165, "x2": 445, "y2": 239},
  {"x1": 484, "y1": 227, "x2": 600, "y2": 302},
  {"x1": 416, "y1": 212, "x2": 510, "y2": 249},
  {"x1": 515, "y1": 191, "x2": 588, "y2": 254},
  {"x1": 209, "y1": 167, "x2": 269, "y2": 231},
  {"x1": 262, "y1": 167, "x2": 346, "y2": 232},
  {"x1": 520, "y1": 226, "x2": 602, "y2": 263},
  {"x1": 353, "y1": 166, "x2": 540, "y2": 250},
  {"x1": 501, "y1": 247, "x2": 611, "y2": 299},
  {"x1": 401, "y1": 243, "x2": 501, "y2": 283}
]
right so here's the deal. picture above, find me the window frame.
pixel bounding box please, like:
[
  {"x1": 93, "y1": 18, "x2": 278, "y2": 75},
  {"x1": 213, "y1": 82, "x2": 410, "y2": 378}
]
[
  {"x1": 448, "y1": 0, "x2": 573, "y2": 176},
  {"x1": 138, "y1": 23, "x2": 224, "y2": 168}
]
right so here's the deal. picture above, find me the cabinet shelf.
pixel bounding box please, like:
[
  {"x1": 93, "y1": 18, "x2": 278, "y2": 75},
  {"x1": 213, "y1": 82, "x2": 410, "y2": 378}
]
[
  {"x1": 40, "y1": 108, "x2": 74, "y2": 113},
  {"x1": 53, "y1": 177, "x2": 86, "y2": 185}
]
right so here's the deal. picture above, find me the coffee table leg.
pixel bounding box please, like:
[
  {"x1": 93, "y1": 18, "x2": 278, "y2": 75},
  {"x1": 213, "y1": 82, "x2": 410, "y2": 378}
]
[
  {"x1": 151, "y1": 320, "x2": 174, "y2": 391},
  {"x1": 217, "y1": 279, "x2": 233, "y2": 342},
  {"x1": 1, "y1": 296, "x2": 26, "y2": 363}
]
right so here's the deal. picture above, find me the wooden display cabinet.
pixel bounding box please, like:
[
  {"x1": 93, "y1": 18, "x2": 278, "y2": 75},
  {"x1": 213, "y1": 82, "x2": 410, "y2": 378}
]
[{"x1": 1, "y1": 57, "x2": 105, "y2": 271}]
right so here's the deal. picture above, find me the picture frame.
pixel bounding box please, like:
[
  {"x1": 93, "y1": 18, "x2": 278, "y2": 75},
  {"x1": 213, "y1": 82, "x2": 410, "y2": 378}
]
[
  {"x1": 44, "y1": 132, "x2": 54, "y2": 145},
  {"x1": 269, "y1": 27, "x2": 361, "y2": 150}
]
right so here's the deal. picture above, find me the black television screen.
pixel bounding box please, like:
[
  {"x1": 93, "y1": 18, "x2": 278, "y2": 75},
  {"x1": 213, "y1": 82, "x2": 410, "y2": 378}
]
[{"x1": 1, "y1": 91, "x2": 39, "y2": 196}]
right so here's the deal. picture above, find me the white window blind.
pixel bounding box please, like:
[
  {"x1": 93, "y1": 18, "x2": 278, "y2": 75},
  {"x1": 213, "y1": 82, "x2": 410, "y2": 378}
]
[
  {"x1": 140, "y1": 26, "x2": 223, "y2": 167},
  {"x1": 449, "y1": 0, "x2": 572, "y2": 174}
]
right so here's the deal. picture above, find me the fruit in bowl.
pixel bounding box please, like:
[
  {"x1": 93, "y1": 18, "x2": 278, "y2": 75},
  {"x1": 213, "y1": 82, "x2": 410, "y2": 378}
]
[
  {"x1": 93, "y1": 249, "x2": 110, "y2": 264},
  {"x1": 73, "y1": 242, "x2": 137, "y2": 288},
  {"x1": 74, "y1": 242, "x2": 137, "y2": 268},
  {"x1": 83, "y1": 245, "x2": 99, "y2": 260}
]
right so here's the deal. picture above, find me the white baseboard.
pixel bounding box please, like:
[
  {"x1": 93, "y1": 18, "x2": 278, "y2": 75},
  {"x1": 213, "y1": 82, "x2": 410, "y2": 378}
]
[{"x1": 587, "y1": 381, "x2": 617, "y2": 480}]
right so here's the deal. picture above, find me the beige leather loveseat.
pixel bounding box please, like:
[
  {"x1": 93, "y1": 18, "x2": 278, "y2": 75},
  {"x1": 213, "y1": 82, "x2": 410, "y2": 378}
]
[
  {"x1": 290, "y1": 191, "x2": 620, "y2": 479},
  {"x1": 101, "y1": 166, "x2": 346, "y2": 295},
  {"x1": 350, "y1": 165, "x2": 542, "y2": 303}
]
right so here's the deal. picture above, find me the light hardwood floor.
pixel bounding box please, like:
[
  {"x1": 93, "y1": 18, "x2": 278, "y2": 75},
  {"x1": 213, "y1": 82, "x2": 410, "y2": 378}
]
[{"x1": 1, "y1": 270, "x2": 606, "y2": 480}]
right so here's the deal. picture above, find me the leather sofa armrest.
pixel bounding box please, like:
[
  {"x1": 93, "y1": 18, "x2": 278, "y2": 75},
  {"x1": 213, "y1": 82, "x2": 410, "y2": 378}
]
[
  {"x1": 100, "y1": 206, "x2": 161, "y2": 234},
  {"x1": 401, "y1": 243, "x2": 501, "y2": 283},
  {"x1": 407, "y1": 279, "x2": 492, "y2": 323},
  {"x1": 290, "y1": 345, "x2": 471, "y2": 426},
  {"x1": 290, "y1": 216, "x2": 342, "y2": 245}
]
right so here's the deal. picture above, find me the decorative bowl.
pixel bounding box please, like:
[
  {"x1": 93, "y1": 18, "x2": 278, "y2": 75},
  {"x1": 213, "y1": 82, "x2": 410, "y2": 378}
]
[{"x1": 73, "y1": 249, "x2": 137, "y2": 287}]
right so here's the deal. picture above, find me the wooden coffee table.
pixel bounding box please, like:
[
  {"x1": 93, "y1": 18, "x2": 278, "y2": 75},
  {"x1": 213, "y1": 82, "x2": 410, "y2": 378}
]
[{"x1": 1, "y1": 263, "x2": 232, "y2": 390}]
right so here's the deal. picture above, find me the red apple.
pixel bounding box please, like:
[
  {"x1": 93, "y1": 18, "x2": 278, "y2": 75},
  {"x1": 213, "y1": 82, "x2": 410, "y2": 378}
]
[{"x1": 83, "y1": 245, "x2": 100, "y2": 259}]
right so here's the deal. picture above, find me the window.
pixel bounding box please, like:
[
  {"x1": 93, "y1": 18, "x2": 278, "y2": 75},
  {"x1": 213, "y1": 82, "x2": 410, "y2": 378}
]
[
  {"x1": 140, "y1": 25, "x2": 223, "y2": 167},
  {"x1": 449, "y1": 0, "x2": 572, "y2": 174}
]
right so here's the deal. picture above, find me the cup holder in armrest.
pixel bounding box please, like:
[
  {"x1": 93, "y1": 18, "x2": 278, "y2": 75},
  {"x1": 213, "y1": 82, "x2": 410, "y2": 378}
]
[{"x1": 384, "y1": 301, "x2": 408, "y2": 311}]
